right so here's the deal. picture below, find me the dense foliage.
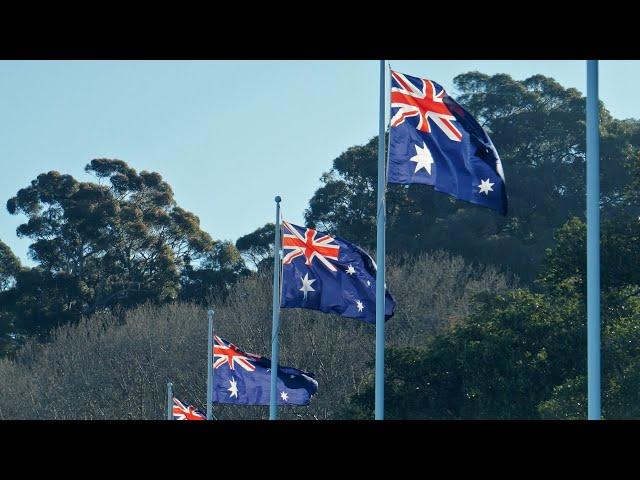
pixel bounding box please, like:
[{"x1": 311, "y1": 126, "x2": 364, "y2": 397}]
[
  {"x1": 0, "y1": 240, "x2": 20, "y2": 293},
  {"x1": 304, "y1": 73, "x2": 640, "y2": 283},
  {"x1": 344, "y1": 214, "x2": 640, "y2": 419},
  {"x1": 0, "y1": 160, "x2": 246, "y2": 352},
  {"x1": 0, "y1": 253, "x2": 510, "y2": 419},
  {"x1": 235, "y1": 222, "x2": 275, "y2": 270}
]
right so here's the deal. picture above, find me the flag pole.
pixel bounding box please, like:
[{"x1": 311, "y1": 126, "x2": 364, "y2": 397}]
[
  {"x1": 207, "y1": 309, "x2": 214, "y2": 420},
  {"x1": 587, "y1": 60, "x2": 601, "y2": 420},
  {"x1": 167, "y1": 381, "x2": 173, "y2": 420},
  {"x1": 269, "y1": 195, "x2": 282, "y2": 420},
  {"x1": 375, "y1": 59, "x2": 386, "y2": 420}
]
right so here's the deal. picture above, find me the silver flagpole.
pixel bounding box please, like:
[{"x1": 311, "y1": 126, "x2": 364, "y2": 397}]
[
  {"x1": 207, "y1": 309, "x2": 214, "y2": 420},
  {"x1": 586, "y1": 60, "x2": 601, "y2": 420},
  {"x1": 375, "y1": 59, "x2": 386, "y2": 420},
  {"x1": 167, "y1": 381, "x2": 173, "y2": 420},
  {"x1": 269, "y1": 195, "x2": 282, "y2": 420}
]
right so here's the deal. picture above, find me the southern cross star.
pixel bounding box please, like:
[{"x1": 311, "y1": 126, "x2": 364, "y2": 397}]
[
  {"x1": 228, "y1": 377, "x2": 238, "y2": 399},
  {"x1": 478, "y1": 178, "x2": 495, "y2": 195},
  {"x1": 299, "y1": 272, "x2": 316, "y2": 300},
  {"x1": 355, "y1": 299, "x2": 365, "y2": 312},
  {"x1": 410, "y1": 142, "x2": 434, "y2": 175},
  {"x1": 346, "y1": 264, "x2": 356, "y2": 275}
]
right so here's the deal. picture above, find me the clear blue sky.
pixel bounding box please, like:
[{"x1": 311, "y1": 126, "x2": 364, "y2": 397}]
[{"x1": 1, "y1": 60, "x2": 638, "y2": 265}]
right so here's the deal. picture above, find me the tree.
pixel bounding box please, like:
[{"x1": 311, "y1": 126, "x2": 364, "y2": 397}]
[
  {"x1": 180, "y1": 240, "x2": 249, "y2": 303},
  {"x1": 235, "y1": 223, "x2": 275, "y2": 270},
  {"x1": 0, "y1": 252, "x2": 511, "y2": 419},
  {"x1": 0, "y1": 240, "x2": 22, "y2": 356},
  {"x1": 343, "y1": 289, "x2": 584, "y2": 419},
  {"x1": 3, "y1": 159, "x2": 244, "y2": 340},
  {"x1": 305, "y1": 73, "x2": 640, "y2": 283},
  {"x1": 0, "y1": 240, "x2": 20, "y2": 292},
  {"x1": 537, "y1": 291, "x2": 640, "y2": 419},
  {"x1": 538, "y1": 214, "x2": 640, "y2": 298},
  {"x1": 345, "y1": 214, "x2": 640, "y2": 419}
]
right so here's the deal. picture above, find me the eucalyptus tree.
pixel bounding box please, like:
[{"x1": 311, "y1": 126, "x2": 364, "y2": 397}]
[
  {"x1": 304, "y1": 73, "x2": 640, "y2": 282},
  {"x1": 4, "y1": 159, "x2": 244, "y2": 338}
]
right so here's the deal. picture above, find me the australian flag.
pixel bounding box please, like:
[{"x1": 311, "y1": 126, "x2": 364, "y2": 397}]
[
  {"x1": 387, "y1": 70, "x2": 507, "y2": 215},
  {"x1": 212, "y1": 335, "x2": 318, "y2": 406},
  {"x1": 280, "y1": 220, "x2": 396, "y2": 324}
]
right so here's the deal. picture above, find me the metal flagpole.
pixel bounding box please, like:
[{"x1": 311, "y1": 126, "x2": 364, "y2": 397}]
[
  {"x1": 375, "y1": 59, "x2": 386, "y2": 420},
  {"x1": 207, "y1": 309, "x2": 214, "y2": 420},
  {"x1": 586, "y1": 60, "x2": 601, "y2": 420},
  {"x1": 167, "y1": 381, "x2": 173, "y2": 420},
  {"x1": 269, "y1": 195, "x2": 282, "y2": 420}
]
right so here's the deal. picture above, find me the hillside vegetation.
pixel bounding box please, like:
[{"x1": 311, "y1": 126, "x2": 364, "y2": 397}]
[
  {"x1": 0, "y1": 254, "x2": 511, "y2": 419},
  {"x1": 2, "y1": 71, "x2": 640, "y2": 419}
]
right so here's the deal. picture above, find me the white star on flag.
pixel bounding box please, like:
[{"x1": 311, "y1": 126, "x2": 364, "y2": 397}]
[
  {"x1": 280, "y1": 391, "x2": 289, "y2": 401},
  {"x1": 355, "y1": 299, "x2": 364, "y2": 312},
  {"x1": 478, "y1": 178, "x2": 495, "y2": 195},
  {"x1": 410, "y1": 142, "x2": 434, "y2": 175},
  {"x1": 228, "y1": 377, "x2": 238, "y2": 399},
  {"x1": 299, "y1": 272, "x2": 316, "y2": 300},
  {"x1": 346, "y1": 264, "x2": 356, "y2": 275}
]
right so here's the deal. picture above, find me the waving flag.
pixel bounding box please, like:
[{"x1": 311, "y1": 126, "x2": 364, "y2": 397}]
[
  {"x1": 212, "y1": 335, "x2": 318, "y2": 406},
  {"x1": 387, "y1": 70, "x2": 507, "y2": 215},
  {"x1": 172, "y1": 398, "x2": 206, "y2": 420},
  {"x1": 280, "y1": 220, "x2": 396, "y2": 324}
]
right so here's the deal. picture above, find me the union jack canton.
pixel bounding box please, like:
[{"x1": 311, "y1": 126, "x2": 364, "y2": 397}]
[{"x1": 172, "y1": 398, "x2": 206, "y2": 420}]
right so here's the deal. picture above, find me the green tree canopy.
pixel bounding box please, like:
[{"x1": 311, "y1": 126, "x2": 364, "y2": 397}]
[
  {"x1": 304, "y1": 73, "x2": 640, "y2": 282},
  {"x1": 3, "y1": 159, "x2": 244, "y2": 339},
  {"x1": 538, "y1": 214, "x2": 640, "y2": 298},
  {"x1": 235, "y1": 223, "x2": 275, "y2": 270},
  {"x1": 344, "y1": 214, "x2": 640, "y2": 419},
  {"x1": 0, "y1": 240, "x2": 22, "y2": 356},
  {"x1": 0, "y1": 240, "x2": 20, "y2": 292},
  {"x1": 344, "y1": 289, "x2": 584, "y2": 419},
  {"x1": 180, "y1": 239, "x2": 249, "y2": 303}
]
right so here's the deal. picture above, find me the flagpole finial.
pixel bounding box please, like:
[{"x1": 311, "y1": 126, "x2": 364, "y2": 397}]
[{"x1": 275, "y1": 195, "x2": 281, "y2": 203}]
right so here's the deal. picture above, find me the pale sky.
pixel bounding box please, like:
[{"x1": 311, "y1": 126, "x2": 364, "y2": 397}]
[{"x1": 1, "y1": 60, "x2": 637, "y2": 265}]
